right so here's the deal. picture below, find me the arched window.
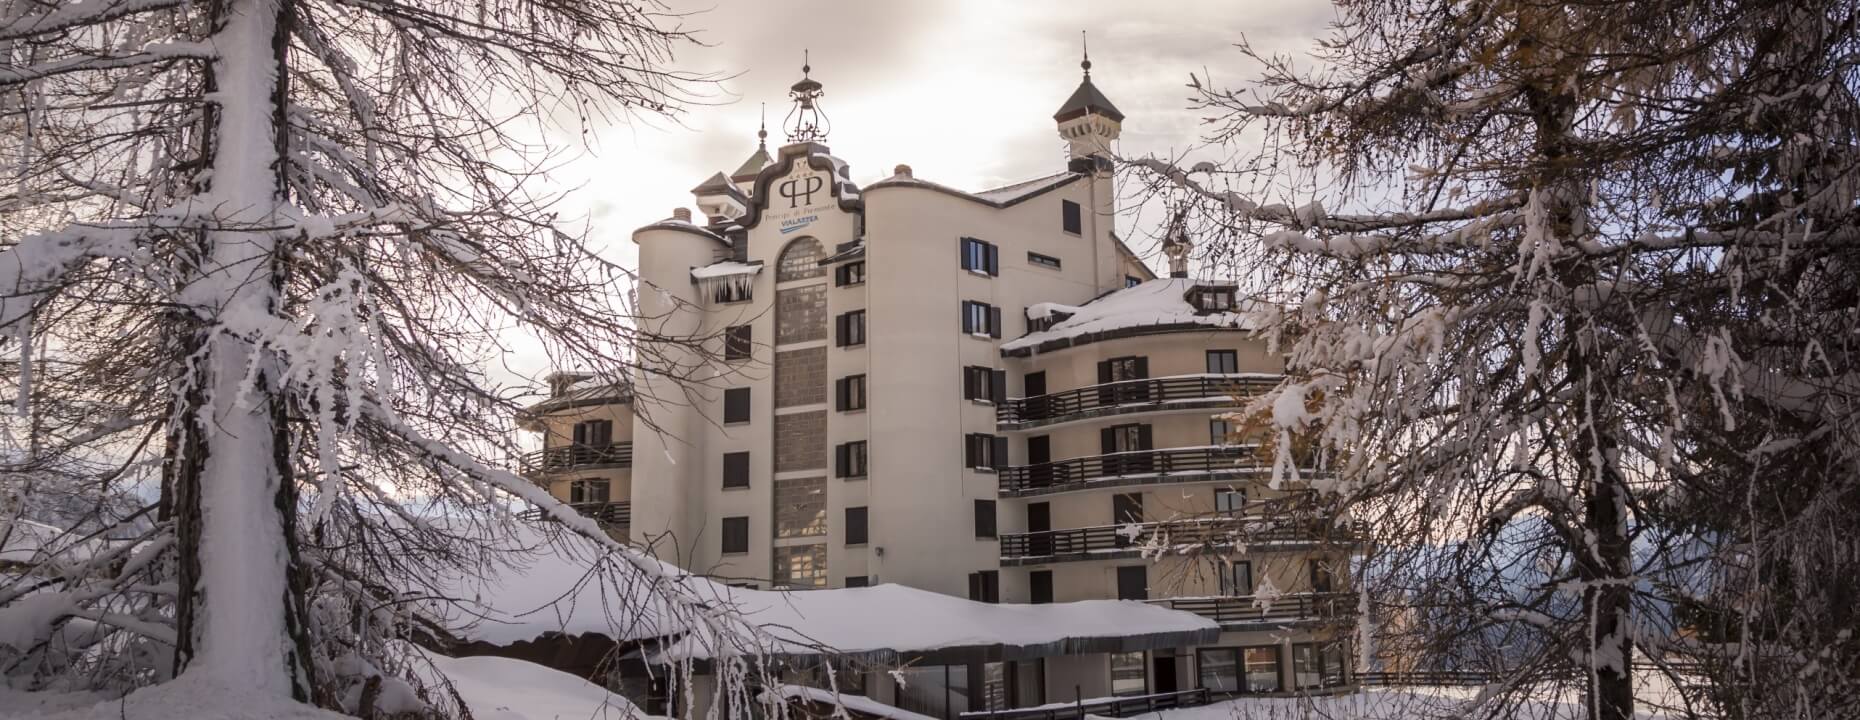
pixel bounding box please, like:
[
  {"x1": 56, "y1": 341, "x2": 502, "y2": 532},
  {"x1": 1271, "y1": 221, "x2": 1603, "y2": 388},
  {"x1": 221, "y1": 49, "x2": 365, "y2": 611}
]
[{"x1": 776, "y1": 236, "x2": 826, "y2": 282}]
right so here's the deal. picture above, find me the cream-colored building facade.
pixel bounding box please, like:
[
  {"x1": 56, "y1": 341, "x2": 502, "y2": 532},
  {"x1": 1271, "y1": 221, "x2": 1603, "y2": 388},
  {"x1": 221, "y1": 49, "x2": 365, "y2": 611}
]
[{"x1": 521, "y1": 61, "x2": 1357, "y2": 717}]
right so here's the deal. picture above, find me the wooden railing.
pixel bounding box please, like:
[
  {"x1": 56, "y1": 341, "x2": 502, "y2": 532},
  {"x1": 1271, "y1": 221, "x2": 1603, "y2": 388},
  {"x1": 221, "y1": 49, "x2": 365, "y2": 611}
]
[
  {"x1": 998, "y1": 517, "x2": 1362, "y2": 563},
  {"x1": 958, "y1": 688, "x2": 1212, "y2": 720},
  {"x1": 997, "y1": 375, "x2": 1278, "y2": 428},
  {"x1": 1148, "y1": 592, "x2": 1354, "y2": 627},
  {"x1": 517, "y1": 442, "x2": 633, "y2": 475},
  {"x1": 517, "y1": 501, "x2": 630, "y2": 528},
  {"x1": 999, "y1": 445, "x2": 1329, "y2": 496}
]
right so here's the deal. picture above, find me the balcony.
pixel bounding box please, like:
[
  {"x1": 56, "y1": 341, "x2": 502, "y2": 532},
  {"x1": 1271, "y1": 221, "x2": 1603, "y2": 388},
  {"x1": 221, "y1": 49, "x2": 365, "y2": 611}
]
[
  {"x1": 1000, "y1": 445, "x2": 1331, "y2": 497},
  {"x1": 997, "y1": 374, "x2": 1280, "y2": 430},
  {"x1": 517, "y1": 442, "x2": 633, "y2": 476},
  {"x1": 998, "y1": 517, "x2": 1361, "y2": 566},
  {"x1": 1148, "y1": 592, "x2": 1354, "y2": 629},
  {"x1": 518, "y1": 501, "x2": 630, "y2": 530}
]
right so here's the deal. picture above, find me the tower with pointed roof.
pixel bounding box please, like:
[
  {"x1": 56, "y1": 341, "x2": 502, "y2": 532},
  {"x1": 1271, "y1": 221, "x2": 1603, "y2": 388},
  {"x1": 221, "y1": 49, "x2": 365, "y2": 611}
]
[{"x1": 1055, "y1": 38, "x2": 1123, "y2": 165}]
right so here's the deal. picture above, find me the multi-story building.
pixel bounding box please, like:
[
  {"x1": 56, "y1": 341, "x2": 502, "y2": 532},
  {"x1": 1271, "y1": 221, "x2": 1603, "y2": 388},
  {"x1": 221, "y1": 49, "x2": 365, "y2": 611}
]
[{"x1": 519, "y1": 57, "x2": 1357, "y2": 716}]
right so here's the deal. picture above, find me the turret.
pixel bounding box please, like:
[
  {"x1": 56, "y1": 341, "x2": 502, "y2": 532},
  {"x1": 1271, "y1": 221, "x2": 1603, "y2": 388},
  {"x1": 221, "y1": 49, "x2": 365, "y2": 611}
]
[{"x1": 1054, "y1": 40, "x2": 1123, "y2": 169}]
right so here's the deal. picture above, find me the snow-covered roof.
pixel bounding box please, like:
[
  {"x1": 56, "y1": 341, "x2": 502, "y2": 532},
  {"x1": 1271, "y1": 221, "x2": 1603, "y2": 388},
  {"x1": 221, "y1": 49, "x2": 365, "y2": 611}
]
[
  {"x1": 865, "y1": 172, "x2": 1081, "y2": 209},
  {"x1": 426, "y1": 525, "x2": 1218, "y2": 663},
  {"x1": 413, "y1": 647, "x2": 657, "y2": 720},
  {"x1": 770, "y1": 686, "x2": 938, "y2": 720},
  {"x1": 1001, "y1": 278, "x2": 1269, "y2": 355},
  {"x1": 688, "y1": 260, "x2": 763, "y2": 281},
  {"x1": 0, "y1": 519, "x2": 98, "y2": 571}
]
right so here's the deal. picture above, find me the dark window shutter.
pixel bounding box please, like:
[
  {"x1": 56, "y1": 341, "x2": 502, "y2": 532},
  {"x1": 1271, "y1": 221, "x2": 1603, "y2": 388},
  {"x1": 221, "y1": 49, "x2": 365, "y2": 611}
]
[
  {"x1": 991, "y1": 435, "x2": 1008, "y2": 470},
  {"x1": 835, "y1": 443, "x2": 849, "y2": 478},
  {"x1": 962, "y1": 367, "x2": 977, "y2": 400},
  {"x1": 845, "y1": 575, "x2": 870, "y2": 588},
  {"x1": 974, "y1": 499, "x2": 997, "y2": 538},
  {"x1": 989, "y1": 306, "x2": 1002, "y2": 338},
  {"x1": 836, "y1": 313, "x2": 848, "y2": 346},
  {"x1": 1097, "y1": 361, "x2": 1113, "y2": 384},
  {"x1": 835, "y1": 377, "x2": 848, "y2": 411},
  {"x1": 991, "y1": 370, "x2": 1006, "y2": 403},
  {"x1": 1063, "y1": 200, "x2": 1082, "y2": 234},
  {"x1": 980, "y1": 570, "x2": 1000, "y2": 603},
  {"x1": 723, "y1": 451, "x2": 750, "y2": 489},
  {"x1": 963, "y1": 434, "x2": 977, "y2": 467},
  {"x1": 1134, "y1": 356, "x2": 1150, "y2": 379},
  {"x1": 959, "y1": 237, "x2": 970, "y2": 270},
  {"x1": 1100, "y1": 427, "x2": 1116, "y2": 454},
  {"x1": 986, "y1": 244, "x2": 999, "y2": 276},
  {"x1": 1138, "y1": 424, "x2": 1154, "y2": 451},
  {"x1": 960, "y1": 302, "x2": 973, "y2": 334},
  {"x1": 846, "y1": 507, "x2": 868, "y2": 545},
  {"x1": 1117, "y1": 565, "x2": 1148, "y2": 600},
  {"x1": 572, "y1": 422, "x2": 589, "y2": 446},
  {"x1": 723, "y1": 388, "x2": 750, "y2": 423},
  {"x1": 968, "y1": 573, "x2": 984, "y2": 601},
  {"x1": 1030, "y1": 570, "x2": 1054, "y2": 604}
]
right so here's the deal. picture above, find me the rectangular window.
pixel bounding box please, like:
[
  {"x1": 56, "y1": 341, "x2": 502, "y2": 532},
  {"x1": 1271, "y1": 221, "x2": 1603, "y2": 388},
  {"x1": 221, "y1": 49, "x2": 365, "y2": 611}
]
[
  {"x1": 722, "y1": 451, "x2": 750, "y2": 489},
  {"x1": 844, "y1": 575, "x2": 871, "y2": 588},
  {"x1": 1104, "y1": 356, "x2": 1148, "y2": 382},
  {"x1": 1243, "y1": 647, "x2": 1283, "y2": 693},
  {"x1": 1110, "y1": 652, "x2": 1147, "y2": 696},
  {"x1": 960, "y1": 300, "x2": 1002, "y2": 338},
  {"x1": 836, "y1": 374, "x2": 867, "y2": 411},
  {"x1": 1061, "y1": 200, "x2": 1082, "y2": 235},
  {"x1": 960, "y1": 237, "x2": 1000, "y2": 276},
  {"x1": 835, "y1": 310, "x2": 867, "y2": 347},
  {"x1": 571, "y1": 420, "x2": 614, "y2": 447},
  {"x1": 1206, "y1": 349, "x2": 1238, "y2": 374},
  {"x1": 1116, "y1": 565, "x2": 1148, "y2": 600},
  {"x1": 1219, "y1": 560, "x2": 1253, "y2": 596},
  {"x1": 973, "y1": 499, "x2": 997, "y2": 538},
  {"x1": 723, "y1": 387, "x2": 750, "y2": 424},
  {"x1": 963, "y1": 366, "x2": 1005, "y2": 403},
  {"x1": 774, "y1": 476, "x2": 827, "y2": 538},
  {"x1": 967, "y1": 570, "x2": 1000, "y2": 603},
  {"x1": 965, "y1": 433, "x2": 1006, "y2": 470},
  {"x1": 835, "y1": 261, "x2": 866, "y2": 287},
  {"x1": 1215, "y1": 487, "x2": 1248, "y2": 514},
  {"x1": 1114, "y1": 492, "x2": 1144, "y2": 525},
  {"x1": 721, "y1": 516, "x2": 749, "y2": 554},
  {"x1": 1292, "y1": 644, "x2": 1322, "y2": 690},
  {"x1": 845, "y1": 506, "x2": 868, "y2": 545},
  {"x1": 1322, "y1": 644, "x2": 1348, "y2": 687},
  {"x1": 1197, "y1": 649, "x2": 1238, "y2": 692},
  {"x1": 1029, "y1": 570, "x2": 1054, "y2": 604},
  {"x1": 1210, "y1": 418, "x2": 1236, "y2": 446},
  {"x1": 724, "y1": 325, "x2": 753, "y2": 361},
  {"x1": 568, "y1": 478, "x2": 610, "y2": 504},
  {"x1": 1027, "y1": 251, "x2": 1062, "y2": 270},
  {"x1": 1310, "y1": 558, "x2": 1336, "y2": 593},
  {"x1": 1126, "y1": 275, "x2": 1142, "y2": 288},
  {"x1": 835, "y1": 441, "x2": 868, "y2": 479},
  {"x1": 772, "y1": 544, "x2": 828, "y2": 588},
  {"x1": 1194, "y1": 288, "x2": 1238, "y2": 312}
]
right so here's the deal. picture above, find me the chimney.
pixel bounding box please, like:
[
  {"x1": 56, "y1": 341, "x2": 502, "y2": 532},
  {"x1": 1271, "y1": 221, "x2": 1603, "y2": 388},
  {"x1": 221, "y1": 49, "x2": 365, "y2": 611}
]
[
  {"x1": 671, "y1": 207, "x2": 692, "y2": 223},
  {"x1": 893, "y1": 164, "x2": 913, "y2": 179}
]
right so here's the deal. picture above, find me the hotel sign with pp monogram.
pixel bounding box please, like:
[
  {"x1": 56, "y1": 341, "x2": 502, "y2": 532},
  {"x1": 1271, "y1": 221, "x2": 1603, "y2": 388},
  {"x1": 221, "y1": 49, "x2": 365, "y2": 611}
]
[{"x1": 765, "y1": 167, "x2": 834, "y2": 235}]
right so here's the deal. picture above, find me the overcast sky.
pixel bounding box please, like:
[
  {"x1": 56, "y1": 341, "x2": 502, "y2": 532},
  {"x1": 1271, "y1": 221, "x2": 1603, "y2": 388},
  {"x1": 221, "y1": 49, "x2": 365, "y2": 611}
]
[{"x1": 503, "y1": 0, "x2": 1336, "y2": 383}]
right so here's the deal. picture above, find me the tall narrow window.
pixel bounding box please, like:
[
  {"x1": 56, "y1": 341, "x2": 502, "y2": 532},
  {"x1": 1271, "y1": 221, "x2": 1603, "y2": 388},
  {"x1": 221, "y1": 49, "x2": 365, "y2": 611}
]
[
  {"x1": 724, "y1": 325, "x2": 753, "y2": 360},
  {"x1": 961, "y1": 301, "x2": 1002, "y2": 338},
  {"x1": 1215, "y1": 488, "x2": 1248, "y2": 514},
  {"x1": 568, "y1": 478, "x2": 610, "y2": 504},
  {"x1": 973, "y1": 499, "x2": 997, "y2": 538},
  {"x1": 722, "y1": 451, "x2": 750, "y2": 489},
  {"x1": 1243, "y1": 647, "x2": 1283, "y2": 693},
  {"x1": 967, "y1": 570, "x2": 1000, "y2": 603},
  {"x1": 836, "y1": 374, "x2": 867, "y2": 411},
  {"x1": 1029, "y1": 570, "x2": 1054, "y2": 604},
  {"x1": 1220, "y1": 560, "x2": 1253, "y2": 596},
  {"x1": 721, "y1": 516, "x2": 749, "y2": 554},
  {"x1": 1206, "y1": 349, "x2": 1238, "y2": 374},
  {"x1": 960, "y1": 237, "x2": 1000, "y2": 276},
  {"x1": 1061, "y1": 200, "x2": 1082, "y2": 235},
  {"x1": 835, "y1": 441, "x2": 868, "y2": 479},
  {"x1": 845, "y1": 506, "x2": 868, "y2": 545},
  {"x1": 1210, "y1": 418, "x2": 1236, "y2": 446},
  {"x1": 1310, "y1": 559, "x2": 1336, "y2": 593},
  {"x1": 722, "y1": 388, "x2": 751, "y2": 424},
  {"x1": 965, "y1": 433, "x2": 1006, "y2": 470},
  {"x1": 835, "y1": 310, "x2": 866, "y2": 347},
  {"x1": 963, "y1": 366, "x2": 1005, "y2": 403}
]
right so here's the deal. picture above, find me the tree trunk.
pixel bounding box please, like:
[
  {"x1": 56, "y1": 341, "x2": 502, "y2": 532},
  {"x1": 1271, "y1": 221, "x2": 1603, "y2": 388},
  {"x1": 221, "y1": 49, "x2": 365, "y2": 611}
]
[{"x1": 170, "y1": 0, "x2": 313, "y2": 701}]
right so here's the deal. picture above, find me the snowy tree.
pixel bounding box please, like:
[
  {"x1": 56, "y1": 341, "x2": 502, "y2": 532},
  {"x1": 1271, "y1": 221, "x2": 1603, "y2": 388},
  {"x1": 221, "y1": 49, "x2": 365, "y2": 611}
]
[
  {"x1": 0, "y1": 0, "x2": 785, "y2": 715},
  {"x1": 1133, "y1": 1, "x2": 1860, "y2": 718}
]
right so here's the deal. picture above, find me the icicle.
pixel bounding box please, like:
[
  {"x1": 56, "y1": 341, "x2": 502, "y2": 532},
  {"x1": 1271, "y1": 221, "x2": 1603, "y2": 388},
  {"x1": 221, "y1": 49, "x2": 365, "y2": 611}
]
[{"x1": 14, "y1": 309, "x2": 30, "y2": 419}]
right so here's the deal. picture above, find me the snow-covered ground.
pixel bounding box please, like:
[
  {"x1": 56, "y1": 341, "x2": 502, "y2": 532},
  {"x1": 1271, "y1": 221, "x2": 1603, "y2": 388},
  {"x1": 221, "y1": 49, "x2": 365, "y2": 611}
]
[{"x1": 1097, "y1": 686, "x2": 1679, "y2": 720}]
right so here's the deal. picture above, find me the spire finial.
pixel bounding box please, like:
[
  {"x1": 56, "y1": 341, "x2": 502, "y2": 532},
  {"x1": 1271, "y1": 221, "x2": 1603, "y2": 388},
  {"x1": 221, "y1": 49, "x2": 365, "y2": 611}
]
[
  {"x1": 1081, "y1": 31, "x2": 1091, "y2": 76},
  {"x1": 757, "y1": 103, "x2": 767, "y2": 147},
  {"x1": 785, "y1": 51, "x2": 829, "y2": 143}
]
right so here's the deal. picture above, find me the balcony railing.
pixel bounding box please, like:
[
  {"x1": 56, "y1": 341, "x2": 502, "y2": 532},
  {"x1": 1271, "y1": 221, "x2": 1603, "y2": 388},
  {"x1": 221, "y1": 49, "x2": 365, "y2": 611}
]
[
  {"x1": 518, "y1": 442, "x2": 633, "y2": 475},
  {"x1": 999, "y1": 517, "x2": 1362, "y2": 565},
  {"x1": 1148, "y1": 592, "x2": 1354, "y2": 628},
  {"x1": 958, "y1": 689, "x2": 1213, "y2": 720},
  {"x1": 997, "y1": 374, "x2": 1279, "y2": 430},
  {"x1": 1000, "y1": 445, "x2": 1332, "y2": 497},
  {"x1": 517, "y1": 501, "x2": 630, "y2": 528}
]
